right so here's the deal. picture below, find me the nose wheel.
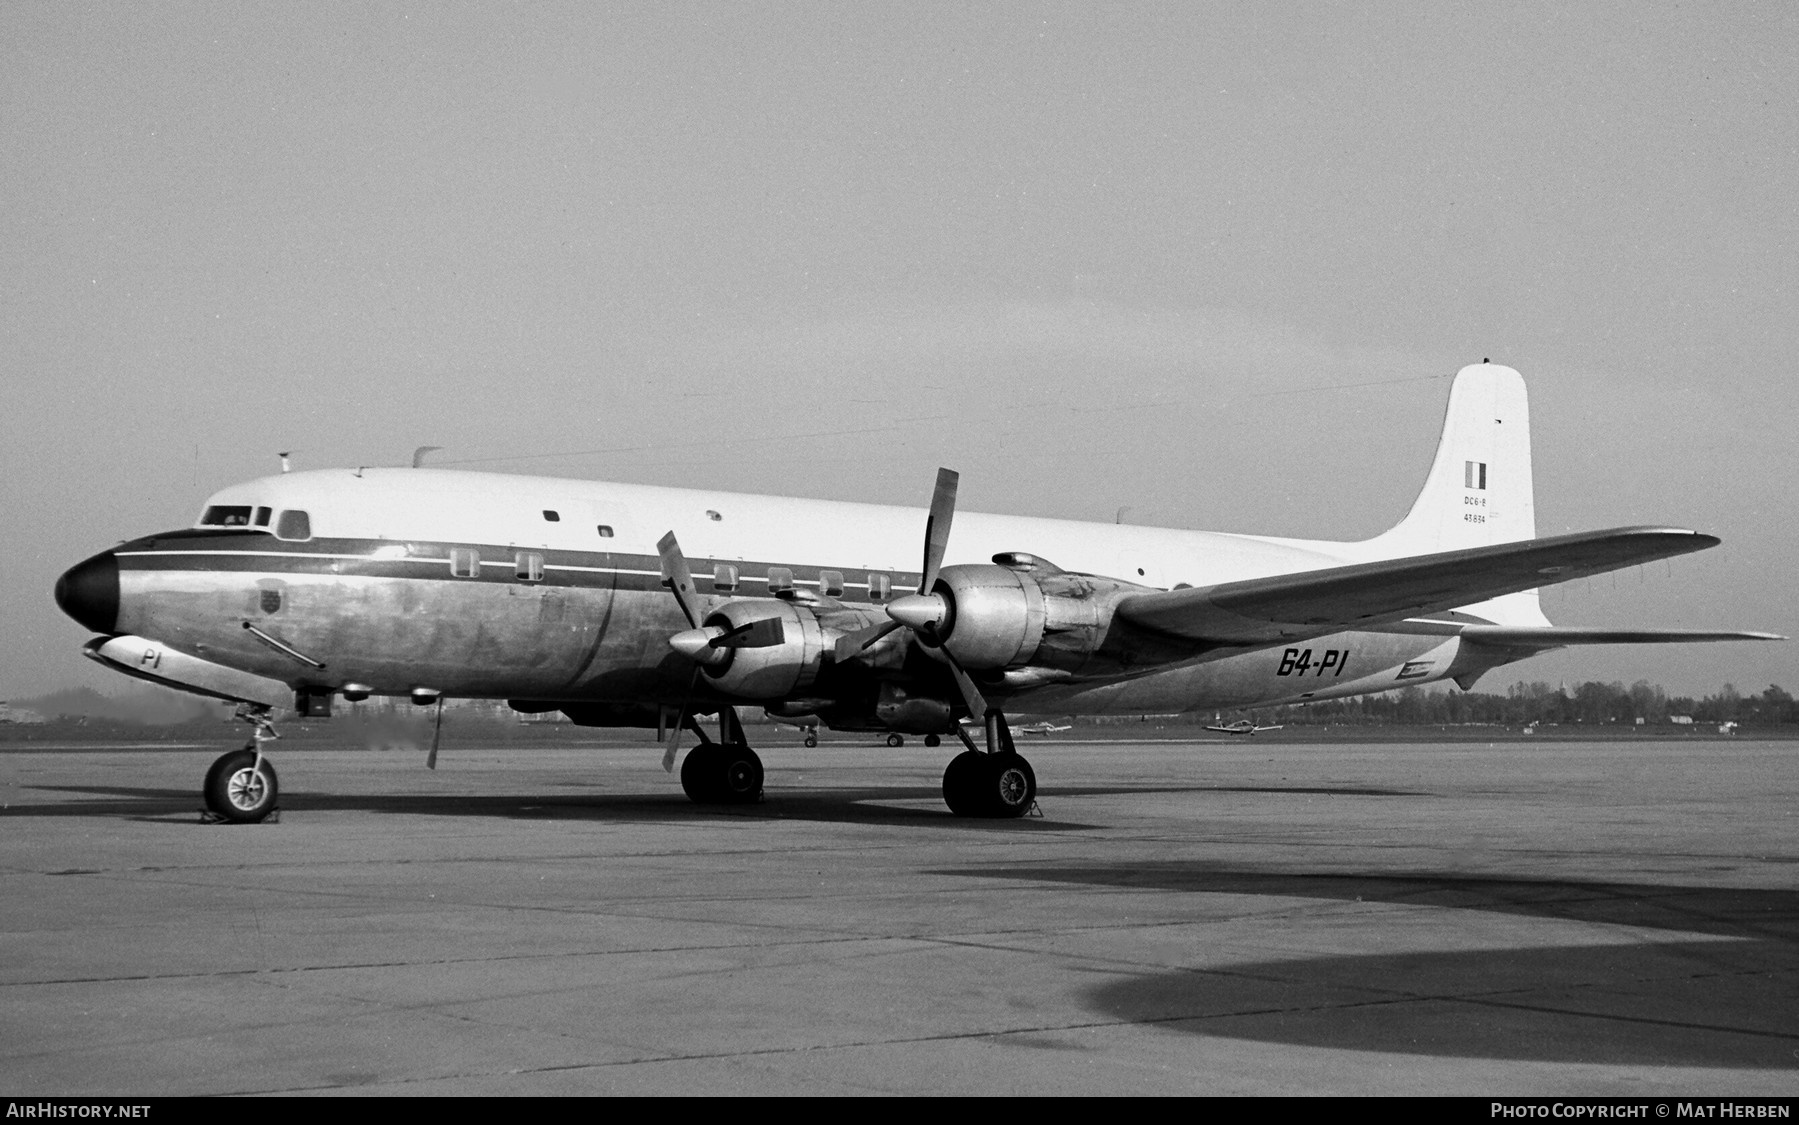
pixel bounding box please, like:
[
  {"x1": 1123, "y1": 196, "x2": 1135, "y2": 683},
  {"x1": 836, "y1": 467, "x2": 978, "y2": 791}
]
[
  {"x1": 203, "y1": 749, "x2": 280, "y2": 822},
  {"x1": 202, "y1": 705, "x2": 281, "y2": 823}
]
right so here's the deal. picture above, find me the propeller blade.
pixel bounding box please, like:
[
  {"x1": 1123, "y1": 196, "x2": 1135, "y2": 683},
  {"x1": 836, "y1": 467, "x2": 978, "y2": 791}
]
[
  {"x1": 833, "y1": 619, "x2": 900, "y2": 662},
  {"x1": 716, "y1": 616, "x2": 785, "y2": 649},
  {"x1": 941, "y1": 647, "x2": 990, "y2": 721},
  {"x1": 657, "y1": 531, "x2": 703, "y2": 629},
  {"x1": 661, "y1": 667, "x2": 702, "y2": 772},
  {"x1": 426, "y1": 696, "x2": 444, "y2": 769},
  {"x1": 920, "y1": 467, "x2": 958, "y2": 595}
]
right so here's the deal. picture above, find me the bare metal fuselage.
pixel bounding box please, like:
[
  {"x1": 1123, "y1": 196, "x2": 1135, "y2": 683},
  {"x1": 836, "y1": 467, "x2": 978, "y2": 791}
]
[{"x1": 100, "y1": 516, "x2": 1483, "y2": 725}]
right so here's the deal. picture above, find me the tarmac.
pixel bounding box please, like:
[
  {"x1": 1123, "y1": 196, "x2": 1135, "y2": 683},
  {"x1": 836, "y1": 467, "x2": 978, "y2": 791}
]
[{"x1": 1, "y1": 731, "x2": 1795, "y2": 1096}]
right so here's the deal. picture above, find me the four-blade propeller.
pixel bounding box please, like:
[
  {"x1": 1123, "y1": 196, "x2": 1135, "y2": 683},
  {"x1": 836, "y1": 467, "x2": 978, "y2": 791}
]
[
  {"x1": 656, "y1": 531, "x2": 787, "y2": 770},
  {"x1": 661, "y1": 469, "x2": 995, "y2": 750},
  {"x1": 658, "y1": 531, "x2": 787, "y2": 664},
  {"x1": 833, "y1": 468, "x2": 992, "y2": 722}
]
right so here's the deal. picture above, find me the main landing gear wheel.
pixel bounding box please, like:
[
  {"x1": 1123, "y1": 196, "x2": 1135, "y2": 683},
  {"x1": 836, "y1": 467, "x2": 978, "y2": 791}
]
[
  {"x1": 886, "y1": 733, "x2": 905, "y2": 747},
  {"x1": 924, "y1": 734, "x2": 941, "y2": 748},
  {"x1": 680, "y1": 743, "x2": 765, "y2": 805},
  {"x1": 941, "y1": 750, "x2": 1035, "y2": 819},
  {"x1": 803, "y1": 733, "x2": 818, "y2": 748},
  {"x1": 203, "y1": 748, "x2": 279, "y2": 823}
]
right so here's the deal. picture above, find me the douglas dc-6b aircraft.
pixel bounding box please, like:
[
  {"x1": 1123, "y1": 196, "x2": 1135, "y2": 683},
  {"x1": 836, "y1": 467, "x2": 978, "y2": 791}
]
[{"x1": 54, "y1": 364, "x2": 1779, "y2": 822}]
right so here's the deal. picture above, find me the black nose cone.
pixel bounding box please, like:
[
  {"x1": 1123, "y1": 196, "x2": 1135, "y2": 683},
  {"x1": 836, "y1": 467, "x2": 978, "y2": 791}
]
[{"x1": 55, "y1": 550, "x2": 120, "y2": 634}]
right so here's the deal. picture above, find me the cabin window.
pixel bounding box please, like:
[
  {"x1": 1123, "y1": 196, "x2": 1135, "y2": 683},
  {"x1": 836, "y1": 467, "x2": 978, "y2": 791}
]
[
  {"x1": 450, "y1": 548, "x2": 480, "y2": 578},
  {"x1": 253, "y1": 506, "x2": 272, "y2": 527},
  {"x1": 542, "y1": 510, "x2": 560, "y2": 522},
  {"x1": 274, "y1": 510, "x2": 312, "y2": 541},
  {"x1": 713, "y1": 563, "x2": 739, "y2": 593},
  {"x1": 766, "y1": 567, "x2": 794, "y2": 595},
  {"x1": 867, "y1": 573, "x2": 891, "y2": 603},
  {"x1": 201, "y1": 505, "x2": 253, "y2": 527},
  {"x1": 516, "y1": 552, "x2": 544, "y2": 582},
  {"x1": 596, "y1": 525, "x2": 614, "y2": 538},
  {"x1": 819, "y1": 570, "x2": 844, "y2": 597}
]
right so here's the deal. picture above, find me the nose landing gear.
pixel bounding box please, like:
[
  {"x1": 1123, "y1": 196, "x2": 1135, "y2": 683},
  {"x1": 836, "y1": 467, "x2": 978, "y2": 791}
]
[{"x1": 202, "y1": 705, "x2": 281, "y2": 824}]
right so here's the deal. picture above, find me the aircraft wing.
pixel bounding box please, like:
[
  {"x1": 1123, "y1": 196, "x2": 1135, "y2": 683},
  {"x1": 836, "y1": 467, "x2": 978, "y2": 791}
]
[{"x1": 1114, "y1": 526, "x2": 1729, "y2": 647}]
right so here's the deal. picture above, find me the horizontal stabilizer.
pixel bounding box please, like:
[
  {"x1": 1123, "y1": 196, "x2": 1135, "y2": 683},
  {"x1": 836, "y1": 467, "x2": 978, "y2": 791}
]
[
  {"x1": 1459, "y1": 625, "x2": 1784, "y2": 650},
  {"x1": 1115, "y1": 526, "x2": 1722, "y2": 647}
]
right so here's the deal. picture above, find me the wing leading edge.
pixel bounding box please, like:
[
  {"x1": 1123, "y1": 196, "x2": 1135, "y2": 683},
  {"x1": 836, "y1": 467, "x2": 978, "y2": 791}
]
[{"x1": 1114, "y1": 526, "x2": 1754, "y2": 647}]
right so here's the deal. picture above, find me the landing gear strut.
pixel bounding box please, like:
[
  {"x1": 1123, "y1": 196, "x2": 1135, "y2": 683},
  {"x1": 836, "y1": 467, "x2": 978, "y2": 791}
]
[
  {"x1": 677, "y1": 706, "x2": 764, "y2": 805},
  {"x1": 203, "y1": 705, "x2": 281, "y2": 823},
  {"x1": 941, "y1": 711, "x2": 1035, "y2": 818}
]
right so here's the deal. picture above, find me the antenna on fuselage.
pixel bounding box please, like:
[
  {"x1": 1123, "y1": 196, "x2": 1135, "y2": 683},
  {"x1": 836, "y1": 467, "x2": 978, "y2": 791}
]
[
  {"x1": 277, "y1": 451, "x2": 297, "y2": 474},
  {"x1": 412, "y1": 446, "x2": 443, "y2": 468}
]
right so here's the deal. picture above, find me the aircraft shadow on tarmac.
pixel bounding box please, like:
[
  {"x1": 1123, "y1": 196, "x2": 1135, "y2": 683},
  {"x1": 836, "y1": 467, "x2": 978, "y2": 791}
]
[
  {"x1": 934, "y1": 863, "x2": 1799, "y2": 1069},
  {"x1": 9, "y1": 773, "x2": 1426, "y2": 833},
  {"x1": 15, "y1": 782, "x2": 1134, "y2": 830},
  {"x1": 12, "y1": 777, "x2": 1417, "y2": 829}
]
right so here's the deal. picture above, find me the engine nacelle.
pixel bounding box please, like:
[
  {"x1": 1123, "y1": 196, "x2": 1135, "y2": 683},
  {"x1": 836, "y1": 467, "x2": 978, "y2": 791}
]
[
  {"x1": 698, "y1": 600, "x2": 827, "y2": 699},
  {"x1": 930, "y1": 563, "x2": 1046, "y2": 669},
  {"x1": 925, "y1": 561, "x2": 1117, "y2": 672}
]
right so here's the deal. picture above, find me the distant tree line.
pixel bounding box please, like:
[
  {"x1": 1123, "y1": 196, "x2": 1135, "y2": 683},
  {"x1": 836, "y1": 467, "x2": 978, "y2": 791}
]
[{"x1": 1253, "y1": 681, "x2": 1796, "y2": 727}]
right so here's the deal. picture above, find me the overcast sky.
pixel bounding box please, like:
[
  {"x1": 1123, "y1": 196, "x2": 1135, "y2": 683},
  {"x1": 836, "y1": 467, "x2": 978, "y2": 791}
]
[{"x1": 4, "y1": 2, "x2": 1794, "y2": 700}]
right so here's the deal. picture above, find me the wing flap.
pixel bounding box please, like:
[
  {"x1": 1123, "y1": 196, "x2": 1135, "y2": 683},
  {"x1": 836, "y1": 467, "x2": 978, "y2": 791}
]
[{"x1": 1114, "y1": 527, "x2": 1721, "y2": 645}]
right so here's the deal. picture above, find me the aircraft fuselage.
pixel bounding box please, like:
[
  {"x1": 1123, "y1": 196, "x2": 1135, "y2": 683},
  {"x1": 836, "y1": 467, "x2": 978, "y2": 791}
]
[{"x1": 58, "y1": 468, "x2": 1485, "y2": 726}]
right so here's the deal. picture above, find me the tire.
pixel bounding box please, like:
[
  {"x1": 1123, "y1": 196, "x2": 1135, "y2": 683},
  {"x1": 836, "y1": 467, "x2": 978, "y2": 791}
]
[
  {"x1": 681, "y1": 743, "x2": 764, "y2": 804},
  {"x1": 680, "y1": 744, "x2": 720, "y2": 802},
  {"x1": 941, "y1": 750, "x2": 986, "y2": 816},
  {"x1": 203, "y1": 749, "x2": 279, "y2": 823},
  {"x1": 886, "y1": 733, "x2": 904, "y2": 747},
  {"x1": 924, "y1": 734, "x2": 941, "y2": 748},
  {"x1": 942, "y1": 750, "x2": 1035, "y2": 818},
  {"x1": 803, "y1": 734, "x2": 818, "y2": 748}
]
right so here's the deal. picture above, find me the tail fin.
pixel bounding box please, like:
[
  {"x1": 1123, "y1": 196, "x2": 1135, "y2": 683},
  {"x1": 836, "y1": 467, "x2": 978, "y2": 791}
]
[{"x1": 1366, "y1": 362, "x2": 1549, "y2": 626}]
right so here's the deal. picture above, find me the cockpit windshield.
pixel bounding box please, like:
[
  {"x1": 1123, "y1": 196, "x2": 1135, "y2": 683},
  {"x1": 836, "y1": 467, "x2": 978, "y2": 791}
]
[
  {"x1": 199, "y1": 505, "x2": 254, "y2": 527},
  {"x1": 199, "y1": 504, "x2": 302, "y2": 536}
]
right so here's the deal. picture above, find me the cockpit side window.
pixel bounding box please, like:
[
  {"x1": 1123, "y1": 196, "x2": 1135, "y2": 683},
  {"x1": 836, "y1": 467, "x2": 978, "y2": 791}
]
[
  {"x1": 200, "y1": 505, "x2": 254, "y2": 527},
  {"x1": 253, "y1": 506, "x2": 272, "y2": 527},
  {"x1": 274, "y1": 510, "x2": 312, "y2": 541}
]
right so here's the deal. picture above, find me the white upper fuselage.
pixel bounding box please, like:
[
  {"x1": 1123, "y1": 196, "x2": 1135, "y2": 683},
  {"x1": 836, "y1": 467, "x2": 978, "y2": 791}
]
[{"x1": 199, "y1": 467, "x2": 1364, "y2": 593}]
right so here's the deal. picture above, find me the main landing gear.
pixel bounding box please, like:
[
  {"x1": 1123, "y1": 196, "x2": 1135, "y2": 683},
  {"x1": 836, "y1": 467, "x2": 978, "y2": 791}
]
[
  {"x1": 942, "y1": 711, "x2": 1037, "y2": 819},
  {"x1": 202, "y1": 705, "x2": 281, "y2": 824},
  {"x1": 675, "y1": 706, "x2": 764, "y2": 806}
]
